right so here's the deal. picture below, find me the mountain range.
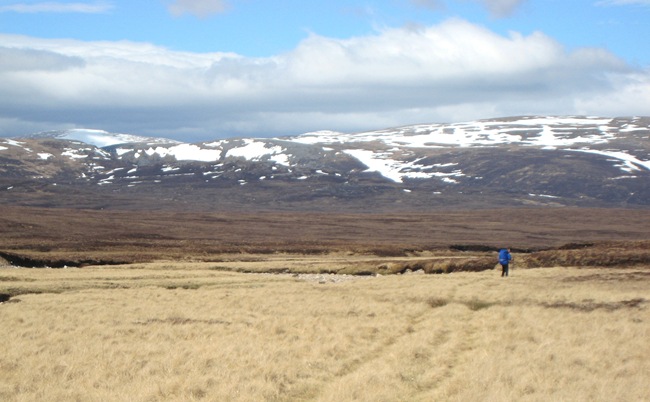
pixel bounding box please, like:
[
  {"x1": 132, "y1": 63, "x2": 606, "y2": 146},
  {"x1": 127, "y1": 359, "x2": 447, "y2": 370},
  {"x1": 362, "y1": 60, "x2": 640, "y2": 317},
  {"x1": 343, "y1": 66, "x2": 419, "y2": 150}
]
[{"x1": 1, "y1": 116, "x2": 649, "y2": 211}]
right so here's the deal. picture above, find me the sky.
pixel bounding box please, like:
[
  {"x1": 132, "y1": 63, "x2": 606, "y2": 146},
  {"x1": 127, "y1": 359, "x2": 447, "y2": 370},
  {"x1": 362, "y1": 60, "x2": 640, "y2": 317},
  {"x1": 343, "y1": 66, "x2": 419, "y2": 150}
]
[{"x1": 0, "y1": 0, "x2": 649, "y2": 141}]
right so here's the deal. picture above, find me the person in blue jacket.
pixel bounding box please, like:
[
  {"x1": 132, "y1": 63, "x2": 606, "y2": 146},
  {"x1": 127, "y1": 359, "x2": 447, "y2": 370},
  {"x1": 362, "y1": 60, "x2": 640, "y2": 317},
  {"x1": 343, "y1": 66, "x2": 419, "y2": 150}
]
[{"x1": 498, "y1": 248, "x2": 512, "y2": 277}]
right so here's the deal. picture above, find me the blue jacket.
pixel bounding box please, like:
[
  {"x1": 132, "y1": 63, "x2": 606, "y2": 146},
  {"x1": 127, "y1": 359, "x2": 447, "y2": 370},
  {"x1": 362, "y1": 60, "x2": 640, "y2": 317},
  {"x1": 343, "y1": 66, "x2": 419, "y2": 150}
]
[{"x1": 499, "y1": 249, "x2": 512, "y2": 265}]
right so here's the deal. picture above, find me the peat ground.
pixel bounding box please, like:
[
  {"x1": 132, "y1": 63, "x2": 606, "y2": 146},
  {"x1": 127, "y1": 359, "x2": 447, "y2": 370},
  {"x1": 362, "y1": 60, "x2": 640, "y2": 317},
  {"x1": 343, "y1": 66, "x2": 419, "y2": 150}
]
[{"x1": 1, "y1": 206, "x2": 649, "y2": 267}]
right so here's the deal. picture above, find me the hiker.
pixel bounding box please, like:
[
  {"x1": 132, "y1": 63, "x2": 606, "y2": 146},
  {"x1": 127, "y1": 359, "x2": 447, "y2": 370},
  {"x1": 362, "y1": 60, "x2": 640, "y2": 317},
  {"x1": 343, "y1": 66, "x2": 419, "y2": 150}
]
[{"x1": 498, "y1": 248, "x2": 512, "y2": 277}]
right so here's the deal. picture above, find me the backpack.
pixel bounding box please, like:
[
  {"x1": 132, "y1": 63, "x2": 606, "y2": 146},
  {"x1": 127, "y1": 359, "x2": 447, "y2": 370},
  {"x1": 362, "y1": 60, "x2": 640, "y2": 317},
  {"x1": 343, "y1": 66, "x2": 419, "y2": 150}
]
[{"x1": 498, "y1": 249, "x2": 510, "y2": 264}]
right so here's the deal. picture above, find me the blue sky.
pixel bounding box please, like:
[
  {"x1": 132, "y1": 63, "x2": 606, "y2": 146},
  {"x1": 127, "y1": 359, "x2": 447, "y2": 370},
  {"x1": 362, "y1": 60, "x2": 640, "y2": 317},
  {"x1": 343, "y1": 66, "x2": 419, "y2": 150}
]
[{"x1": 0, "y1": 0, "x2": 649, "y2": 141}]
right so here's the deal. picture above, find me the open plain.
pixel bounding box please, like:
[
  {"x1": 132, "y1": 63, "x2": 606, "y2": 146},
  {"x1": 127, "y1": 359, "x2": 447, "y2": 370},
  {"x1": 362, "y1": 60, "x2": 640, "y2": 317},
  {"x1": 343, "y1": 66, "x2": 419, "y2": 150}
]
[
  {"x1": 1, "y1": 261, "x2": 648, "y2": 401},
  {"x1": 1, "y1": 205, "x2": 649, "y2": 401},
  {"x1": 2, "y1": 206, "x2": 650, "y2": 266}
]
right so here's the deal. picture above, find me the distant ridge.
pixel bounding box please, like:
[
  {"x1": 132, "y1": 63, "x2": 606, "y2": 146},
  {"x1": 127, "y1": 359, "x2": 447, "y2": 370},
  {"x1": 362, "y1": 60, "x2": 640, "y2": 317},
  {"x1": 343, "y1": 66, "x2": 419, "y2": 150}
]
[
  {"x1": 2, "y1": 115, "x2": 649, "y2": 211},
  {"x1": 28, "y1": 128, "x2": 181, "y2": 147}
]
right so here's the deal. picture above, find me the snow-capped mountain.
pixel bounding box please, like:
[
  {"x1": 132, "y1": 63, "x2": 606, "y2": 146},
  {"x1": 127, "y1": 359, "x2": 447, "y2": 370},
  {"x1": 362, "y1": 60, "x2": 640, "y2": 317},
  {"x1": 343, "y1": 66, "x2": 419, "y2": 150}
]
[
  {"x1": 27, "y1": 128, "x2": 182, "y2": 148},
  {"x1": 1, "y1": 116, "x2": 649, "y2": 211}
]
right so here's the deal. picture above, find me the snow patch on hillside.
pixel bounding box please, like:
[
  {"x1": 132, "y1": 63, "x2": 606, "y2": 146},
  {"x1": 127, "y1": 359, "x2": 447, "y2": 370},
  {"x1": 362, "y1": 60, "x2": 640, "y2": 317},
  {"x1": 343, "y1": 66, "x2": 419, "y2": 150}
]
[
  {"x1": 294, "y1": 116, "x2": 620, "y2": 149},
  {"x1": 570, "y1": 149, "x2": 650, "y2": 172},
  {"x1": 343, "y1": 149, "x2": 465, "y2": 183},
  {"x1": 227, "y1": 139, "x2": 291, "y2": 166},
  {"x1": 2, "y1": 139, "x2": 26, "y2": 147}
]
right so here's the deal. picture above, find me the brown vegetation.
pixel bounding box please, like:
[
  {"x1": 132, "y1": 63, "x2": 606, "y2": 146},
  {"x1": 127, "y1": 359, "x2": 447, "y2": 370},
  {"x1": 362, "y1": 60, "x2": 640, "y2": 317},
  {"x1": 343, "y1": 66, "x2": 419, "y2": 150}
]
[
  {"x1": 0, "y1": 264, "x2": 647, "y2": 401},
  {"x1": 519, "y1": 241, "x2": 650, "y2": 269},
  {"x1": 1, "y1": 206, "x2": 649, "y2": 268}
]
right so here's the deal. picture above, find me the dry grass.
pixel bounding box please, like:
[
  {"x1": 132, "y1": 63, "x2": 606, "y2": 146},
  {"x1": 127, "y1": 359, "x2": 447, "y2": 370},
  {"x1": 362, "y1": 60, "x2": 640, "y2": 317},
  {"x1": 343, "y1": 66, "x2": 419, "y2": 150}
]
[
  {"x1": 520, "y1": 240, "x2": 650, "y2": 268},
  {"x1": 1, "y1": 261, "x2": 648, "y2": 402}
]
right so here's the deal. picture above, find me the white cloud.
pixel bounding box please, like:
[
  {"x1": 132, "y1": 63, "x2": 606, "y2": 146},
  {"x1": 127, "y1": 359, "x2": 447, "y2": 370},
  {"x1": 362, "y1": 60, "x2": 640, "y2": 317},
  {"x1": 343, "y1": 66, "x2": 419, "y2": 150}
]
[
  {"x1": 0, "y1": 1, "x2": 113, "y2": 13},
  {"x1": 0, "y1": 19, "x2": 647, "y2": 140},
  {"x1": 284, "y1": 21, "x2": 579, "y2": 84},
  {"x1": 0, "y1": 47, "x2": 84, "y2": 72},
  {"x1": 574, "y1": 69, "x2": 650, "y2": 115},
  {"x1": 167, "y1": 0, "x2": 229, "y2": 18}
]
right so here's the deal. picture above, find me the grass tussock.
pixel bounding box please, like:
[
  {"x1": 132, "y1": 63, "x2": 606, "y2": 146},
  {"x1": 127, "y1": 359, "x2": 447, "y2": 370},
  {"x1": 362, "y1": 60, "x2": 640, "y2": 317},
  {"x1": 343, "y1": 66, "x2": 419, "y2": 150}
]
[
  {"x1": 541, "y1": 298, "x2": 646, "y2": 312},
  {"x1": 426, "y1": 297, "x2": 449, "y2": 308},
  {"x1": 519, "y1": 241, "x2": 650, "y2": 268},
  {"x1": 463, "y1": 298, "x2": 498, "y2": 311},
  {"x1": 0, "y1": 263, "x2": 648, "y2": 401},
  {"x1": 380, "y1": 256, "x2": 496, "y2": 275}
]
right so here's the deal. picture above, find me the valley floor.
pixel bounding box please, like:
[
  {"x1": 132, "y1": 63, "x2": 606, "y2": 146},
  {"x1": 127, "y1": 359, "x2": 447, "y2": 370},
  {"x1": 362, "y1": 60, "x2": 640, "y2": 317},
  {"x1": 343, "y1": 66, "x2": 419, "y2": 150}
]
[{"x1": 1, "y1": 262, "x2": 648, "y2": 401}]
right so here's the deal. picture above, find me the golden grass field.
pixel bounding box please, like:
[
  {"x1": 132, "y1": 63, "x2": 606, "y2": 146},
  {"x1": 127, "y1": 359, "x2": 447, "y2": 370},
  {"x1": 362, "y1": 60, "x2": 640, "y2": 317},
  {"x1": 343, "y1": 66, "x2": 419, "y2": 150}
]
[{"x1": 1, "y1": 256, "x2": 648, "y2": 402}]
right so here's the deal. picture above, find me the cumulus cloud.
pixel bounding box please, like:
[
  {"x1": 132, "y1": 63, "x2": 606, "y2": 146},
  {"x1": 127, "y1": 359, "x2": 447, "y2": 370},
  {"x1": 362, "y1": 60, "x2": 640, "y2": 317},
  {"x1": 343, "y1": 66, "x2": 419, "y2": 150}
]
[
  {"x1": 0, "y1": 47, "x2": 85, "y2": 72},
  {"x1": 574, "y1": 69, "x2": 650, "y2": 115},
  {"x1": 0, "y1": 1, "x2": 113, "y2": 14},
  {"x1": 0, "y1": 19, "x2": 647, "y2": 140},
  {"x1": 167, "y1": 0, "x2": 229, "y2": 18}
]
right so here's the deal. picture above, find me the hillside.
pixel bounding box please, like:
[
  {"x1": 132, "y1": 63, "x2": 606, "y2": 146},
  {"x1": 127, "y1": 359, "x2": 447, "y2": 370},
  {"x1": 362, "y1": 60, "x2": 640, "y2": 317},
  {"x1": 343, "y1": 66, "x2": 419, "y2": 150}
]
[{"x1": 1, "y1": 115, "x2": 649, "y2": 211}]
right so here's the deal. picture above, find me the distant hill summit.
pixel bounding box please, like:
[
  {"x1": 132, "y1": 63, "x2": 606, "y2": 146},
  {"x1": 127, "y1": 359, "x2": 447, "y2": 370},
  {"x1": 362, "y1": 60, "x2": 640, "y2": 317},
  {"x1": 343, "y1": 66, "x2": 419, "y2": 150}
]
[
  {"x1": 1, "y1": 116, "x2": 649, "y2": 211},
  {"x1": 27, "y1": 129, "x2": 181, "y2": 147}
]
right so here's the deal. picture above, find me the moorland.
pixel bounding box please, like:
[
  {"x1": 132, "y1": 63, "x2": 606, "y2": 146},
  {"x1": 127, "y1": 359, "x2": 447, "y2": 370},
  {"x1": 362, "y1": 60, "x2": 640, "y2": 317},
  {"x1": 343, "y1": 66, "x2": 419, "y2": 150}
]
[
  {"x1": 1, "y1": 205, "x2": 649, "y2": 401},
  {"x1": 1, "y1": 206, "x2": 650, "y2": 266},
  {"x1": 1, "y1": 262, "x2": 648, "y2": 401}
]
